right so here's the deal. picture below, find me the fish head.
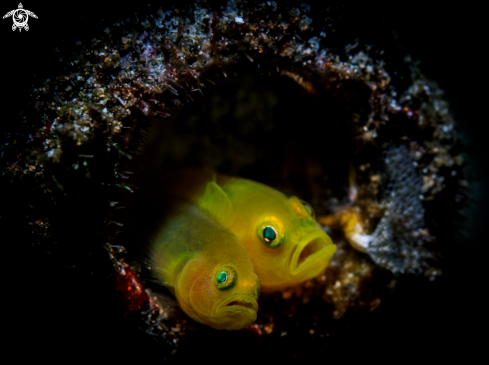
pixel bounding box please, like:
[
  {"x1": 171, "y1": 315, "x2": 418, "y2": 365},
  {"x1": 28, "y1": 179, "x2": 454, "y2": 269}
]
[
  {"x1": 223, "y1": 179, "x2": 336, "y2": 291},
  {"x1": 176, "y1": 235, "x2": 260, "y2": 330}
]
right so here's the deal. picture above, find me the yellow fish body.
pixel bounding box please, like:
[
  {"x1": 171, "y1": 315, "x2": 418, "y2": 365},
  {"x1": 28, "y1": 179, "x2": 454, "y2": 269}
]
[
  {"x1": 148, "y1": 200, "x2": 260, "y2": 330},
  {"x1": 214, "y1": 176, "x2": 336, "y2": 291},
  {"x1": 160, "y1": 169, "x2": 335, "y2": 292}
]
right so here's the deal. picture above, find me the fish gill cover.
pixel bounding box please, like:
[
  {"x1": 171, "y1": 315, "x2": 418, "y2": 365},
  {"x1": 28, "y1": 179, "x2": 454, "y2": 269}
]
[{"x1": 1, "y1": 0, "x2": 486, "y2": 363}]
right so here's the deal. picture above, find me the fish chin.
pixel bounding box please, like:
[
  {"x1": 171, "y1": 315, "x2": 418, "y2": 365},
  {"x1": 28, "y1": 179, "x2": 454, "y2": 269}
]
[
  {"x1": 186, "y1": 277, "x2": 257, "y2": 330},
  {"x1": 289, "y1": 230, "x2": 335, "y2": 279},
  {"x1": 212, "y1": 295, "x2": 258, "y2": 330}
]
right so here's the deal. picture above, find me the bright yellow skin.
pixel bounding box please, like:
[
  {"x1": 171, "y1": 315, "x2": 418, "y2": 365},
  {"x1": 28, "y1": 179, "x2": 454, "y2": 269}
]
[
  {"x1": 216, "y1": 176, "x2": 336, "y2": 292},
  {"x1": 149, "y1": 203, "x2": 260, "y2": 330},
  {"x1": 160, "y1": 169, "x2": 336, "y2": 292}
]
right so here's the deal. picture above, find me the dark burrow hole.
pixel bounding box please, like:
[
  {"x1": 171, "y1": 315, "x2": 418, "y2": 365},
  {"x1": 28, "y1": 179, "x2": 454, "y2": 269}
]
[
  {"x1": 108, "y1": 62, "x2": 399, "y2": 362},
  {"x1": 12, "y1": 58, "x2": 466, "y2": 363},
  {"x1": 120, "y1": 61, "x2": 369, "y2": 240},
  {"x1": 116, "y1": 61, "x2": 370, "y2": 282}
]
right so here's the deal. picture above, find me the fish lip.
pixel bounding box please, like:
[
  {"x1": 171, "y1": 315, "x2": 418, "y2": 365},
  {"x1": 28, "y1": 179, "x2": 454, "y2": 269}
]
[
  {"x1": 289, "y1": 230, "x2": 334, "y2": 277},
  {"x1": 214, "y1": 294, "x2": 258, "y2": 315}
]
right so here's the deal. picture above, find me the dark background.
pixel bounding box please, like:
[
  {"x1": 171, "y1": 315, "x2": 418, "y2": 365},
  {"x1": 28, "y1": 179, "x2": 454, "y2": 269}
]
[{"x1": 2, "y1": 1, "x2": 486, "y2": 362}]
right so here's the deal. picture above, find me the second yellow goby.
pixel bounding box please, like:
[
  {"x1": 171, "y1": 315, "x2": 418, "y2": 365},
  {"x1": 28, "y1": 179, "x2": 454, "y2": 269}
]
[{"x1": 148, "y1": 196, "x2": 260, "y2": 330}]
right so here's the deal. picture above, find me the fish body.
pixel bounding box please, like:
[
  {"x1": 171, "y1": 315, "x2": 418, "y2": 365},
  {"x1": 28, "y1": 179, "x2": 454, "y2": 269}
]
[
  {"x1": 160, "y1": 168, "x2": 335, "y2": 291},
  {"x1": 149, "y1": 202, "x2": 260, "y2": 330},
  {"x1": 216, "y1": 176, "x2": 336, "y2": 291}
]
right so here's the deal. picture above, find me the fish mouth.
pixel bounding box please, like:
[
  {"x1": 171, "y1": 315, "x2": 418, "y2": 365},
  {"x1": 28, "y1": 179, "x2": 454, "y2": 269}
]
[
  {"x1": 289, "y1": 230, "x2": 335, "y2": 277},
  {"x1": 215, "y1": 295, "x2": 258, "y2": 316}
]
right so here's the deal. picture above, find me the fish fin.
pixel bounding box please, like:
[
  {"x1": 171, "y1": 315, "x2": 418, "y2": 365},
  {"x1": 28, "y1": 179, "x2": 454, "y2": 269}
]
[
  {"x1": 147, "y1": 243, "x2": 193, "y2": 288},
  {"x1": 196, "y1": 180, "x2": 236, "y2": 229}
]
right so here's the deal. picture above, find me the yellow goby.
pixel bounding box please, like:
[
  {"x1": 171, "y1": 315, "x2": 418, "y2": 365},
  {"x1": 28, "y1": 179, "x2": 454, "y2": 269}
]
[
  {"x1": 215, "y1": 175, "x2": 336, "y2": 291},
  {"x1": 148, "y1": 198, "x2": 260, "y2": 330},
  {"x1": 168, "y1": 169, "x2": 336, "y2": 292}
]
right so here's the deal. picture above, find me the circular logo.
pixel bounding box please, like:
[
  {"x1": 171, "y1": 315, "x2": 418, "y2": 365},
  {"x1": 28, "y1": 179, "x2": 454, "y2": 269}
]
[{"x1": 12, "y1": 9, "x2": 28, "y2": 27}]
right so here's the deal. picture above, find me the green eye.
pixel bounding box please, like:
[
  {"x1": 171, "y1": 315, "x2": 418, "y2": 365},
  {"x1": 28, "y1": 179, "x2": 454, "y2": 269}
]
[
  {"x1": 261, "y1": 225, "x2": 284, "y2": 249},
  {"x1": 215, "y1": 266, "x2": 237, "y2": 290},
  {"x1": 217, "y1": 272, "x2": 227, "y2": 283},
  {"x1": 263, "y1": 226, "x2": 277, "y2": 242}
]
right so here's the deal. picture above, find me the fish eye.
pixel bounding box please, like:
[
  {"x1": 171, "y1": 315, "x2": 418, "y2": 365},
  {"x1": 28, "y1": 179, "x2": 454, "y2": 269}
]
[
  {"x1": 257, "y1": 217, "x2": 286, "y2": 249},
  {"x1": 301, "y1": 200, "x2": 315, "y2": 218},
  {"x1": 260, "y1": 225, "x2": 284, "y2": 249},
  {"x1": 263, "y1": 226, "x2": 277, "y2": 242},
  {"x1": 215, "y1": 266, "x2": 237, "y2": 290}
]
